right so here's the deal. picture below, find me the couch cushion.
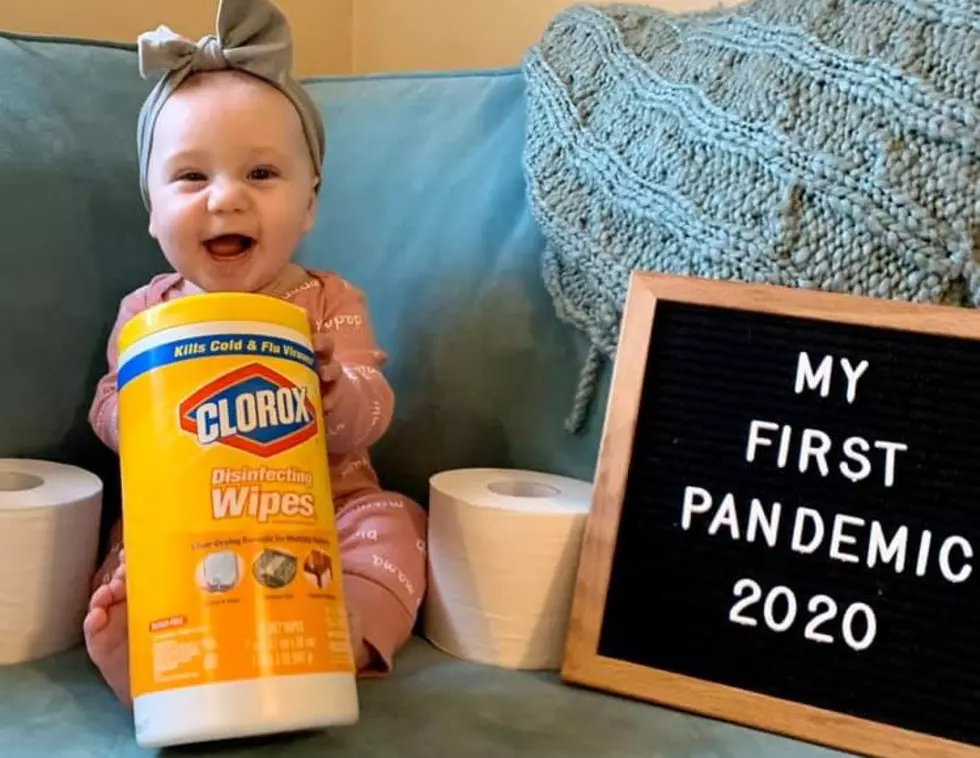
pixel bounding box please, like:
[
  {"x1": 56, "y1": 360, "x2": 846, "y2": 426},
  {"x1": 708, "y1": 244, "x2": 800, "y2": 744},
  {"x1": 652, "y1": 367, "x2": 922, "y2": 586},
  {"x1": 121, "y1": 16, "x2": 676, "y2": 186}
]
[
  {"x1": 299, "y1": 71, "x2": 608, "y2": 501},
  {"x1": 0, "y1": 638, "x2": 854, "y2": 758},
  {"x1": 0, "y1": 32, "x2": 606, "y2": 528},
  {"x1": 0, "y1": 33, "x2": 165, "y2": 538}
]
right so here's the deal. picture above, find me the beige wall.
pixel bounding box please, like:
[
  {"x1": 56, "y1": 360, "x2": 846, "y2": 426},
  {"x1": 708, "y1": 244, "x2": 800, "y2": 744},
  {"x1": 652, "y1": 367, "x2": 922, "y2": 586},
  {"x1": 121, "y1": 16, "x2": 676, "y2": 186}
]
[
  {"x1": 0, "y1": 0, "x2": 352, "y2": 77},
  {"x1": 352, "y1": 0, "x2": 737, "y2": 73},
  {"x1": 0, "y1": 0, "x2": 738, "y2": 76}
]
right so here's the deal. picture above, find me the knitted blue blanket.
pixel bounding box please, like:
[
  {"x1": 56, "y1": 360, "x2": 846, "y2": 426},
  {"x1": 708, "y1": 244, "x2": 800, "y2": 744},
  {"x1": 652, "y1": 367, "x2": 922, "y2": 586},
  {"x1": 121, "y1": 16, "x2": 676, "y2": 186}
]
[{"x1": 522, "y1": 0, "x2": 979, "y2": 433}]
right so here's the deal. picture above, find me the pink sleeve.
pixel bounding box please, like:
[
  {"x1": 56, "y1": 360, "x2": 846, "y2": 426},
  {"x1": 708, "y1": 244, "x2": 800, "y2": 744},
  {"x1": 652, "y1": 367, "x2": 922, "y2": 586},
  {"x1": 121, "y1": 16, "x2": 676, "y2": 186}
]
[
  {"x1": 336, "y1": 488, "x2": 427, "y2": 674},
  {"x1": 312, "y1": 280, "x2": 394, "y2": 456},
  {"x1": 89, "y1": 287, "x2": 149, "y2": 453}
]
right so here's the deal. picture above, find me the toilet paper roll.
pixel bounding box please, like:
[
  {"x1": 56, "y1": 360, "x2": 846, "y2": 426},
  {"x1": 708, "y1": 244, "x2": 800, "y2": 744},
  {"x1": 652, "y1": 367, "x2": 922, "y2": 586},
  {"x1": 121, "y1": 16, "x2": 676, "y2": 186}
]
[
  {"x1": 0, "y1": 459, "x2": 103, "y2": 665},
  {"x1": 423, "y1": 468, "x2": 592, "y2": 670}
]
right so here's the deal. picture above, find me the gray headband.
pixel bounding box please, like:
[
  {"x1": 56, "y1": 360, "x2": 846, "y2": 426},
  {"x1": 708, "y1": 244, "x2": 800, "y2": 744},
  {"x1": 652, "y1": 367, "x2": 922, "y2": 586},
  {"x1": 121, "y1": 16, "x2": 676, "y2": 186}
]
[{"x1": 135, "y1": 0, "x2": 325, "y2": 210}]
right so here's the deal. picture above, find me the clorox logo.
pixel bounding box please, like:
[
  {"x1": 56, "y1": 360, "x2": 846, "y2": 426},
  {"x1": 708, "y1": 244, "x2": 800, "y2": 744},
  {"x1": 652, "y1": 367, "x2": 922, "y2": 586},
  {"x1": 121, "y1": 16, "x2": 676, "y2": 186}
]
[{"x1": 179, "y1": 363, "x2": 318, "y2": 457}]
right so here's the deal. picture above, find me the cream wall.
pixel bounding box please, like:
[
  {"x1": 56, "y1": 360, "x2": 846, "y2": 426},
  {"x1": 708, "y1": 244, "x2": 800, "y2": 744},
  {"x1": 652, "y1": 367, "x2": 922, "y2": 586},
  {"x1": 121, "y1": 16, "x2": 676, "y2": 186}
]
[
  {"x1": 0, "y1": 0, "x2": 352, "y2": 77},
  {"x1": 0, "y1": 0, "x2": 737, "y2": 75},
  {"x1": 352, "y1": 0, "x2": 737, "y2": 73}
]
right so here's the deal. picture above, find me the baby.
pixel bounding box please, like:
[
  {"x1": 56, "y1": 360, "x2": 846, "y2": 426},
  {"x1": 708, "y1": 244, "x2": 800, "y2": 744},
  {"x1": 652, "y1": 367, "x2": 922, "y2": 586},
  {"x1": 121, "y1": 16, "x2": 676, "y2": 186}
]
[{"x1": 82, "y1": 0, "x2": 427, "y2": 707}]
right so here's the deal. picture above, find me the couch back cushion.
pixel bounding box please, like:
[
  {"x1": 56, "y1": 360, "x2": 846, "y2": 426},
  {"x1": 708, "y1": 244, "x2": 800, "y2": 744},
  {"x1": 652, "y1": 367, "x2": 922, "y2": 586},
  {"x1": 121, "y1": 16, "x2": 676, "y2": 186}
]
[
  {"x1": 299, "y1": 71, "x2": 608, "y2": 500},
  {"x1": 0, "y1": 35, "x2": 165, "y2": 521},
  {"x1": 0, "y1": 33, "x2": 605, "y2": 522}
]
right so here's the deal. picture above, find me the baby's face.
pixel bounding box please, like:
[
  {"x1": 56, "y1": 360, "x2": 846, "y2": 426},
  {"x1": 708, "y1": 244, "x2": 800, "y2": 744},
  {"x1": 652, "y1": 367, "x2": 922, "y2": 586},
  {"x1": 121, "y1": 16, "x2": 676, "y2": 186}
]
[{"x1": 145, "y1": 71, "x2": 318, "y2": 294}]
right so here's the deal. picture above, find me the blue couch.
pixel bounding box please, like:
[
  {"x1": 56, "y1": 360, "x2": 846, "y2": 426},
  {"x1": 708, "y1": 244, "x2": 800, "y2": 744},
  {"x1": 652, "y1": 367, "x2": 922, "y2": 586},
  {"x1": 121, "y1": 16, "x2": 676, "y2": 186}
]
[{"x1": 0, "y1": 30, "x2": 853, "y2": 758}]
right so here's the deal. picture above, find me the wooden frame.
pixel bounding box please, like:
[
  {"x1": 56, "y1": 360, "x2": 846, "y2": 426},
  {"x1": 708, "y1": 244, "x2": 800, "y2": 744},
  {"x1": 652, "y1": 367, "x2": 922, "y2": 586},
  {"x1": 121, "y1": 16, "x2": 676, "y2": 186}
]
[{"x1": 561, "y1": 271, "x2": 980, "y2": 758}]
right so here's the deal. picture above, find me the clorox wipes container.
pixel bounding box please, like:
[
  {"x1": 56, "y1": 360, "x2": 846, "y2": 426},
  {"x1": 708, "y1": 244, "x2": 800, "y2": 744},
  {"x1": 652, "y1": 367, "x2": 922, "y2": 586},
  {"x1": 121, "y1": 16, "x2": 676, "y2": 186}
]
[{"x1": 115, "y1": 292, "x2": 359, "y2": 749}]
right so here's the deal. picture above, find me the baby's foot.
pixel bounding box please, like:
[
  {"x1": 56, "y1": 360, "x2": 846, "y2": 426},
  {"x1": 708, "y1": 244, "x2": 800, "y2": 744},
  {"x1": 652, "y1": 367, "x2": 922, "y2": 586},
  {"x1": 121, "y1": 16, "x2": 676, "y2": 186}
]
[{"x1": 83, "y1": 553, "x2": 131, "y2": 708}]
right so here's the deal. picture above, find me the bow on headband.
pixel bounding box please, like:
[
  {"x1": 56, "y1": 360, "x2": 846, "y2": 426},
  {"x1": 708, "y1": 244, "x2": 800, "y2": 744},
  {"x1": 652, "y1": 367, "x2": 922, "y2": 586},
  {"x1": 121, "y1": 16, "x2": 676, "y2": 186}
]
[{"x1": 135, "y1": 0, "x2": 325, "y2": 209}]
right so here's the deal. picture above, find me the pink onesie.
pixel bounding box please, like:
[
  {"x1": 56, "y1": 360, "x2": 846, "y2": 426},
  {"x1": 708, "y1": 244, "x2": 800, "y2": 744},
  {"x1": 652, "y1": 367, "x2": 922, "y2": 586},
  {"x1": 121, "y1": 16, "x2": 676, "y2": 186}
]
[{"x1": 89, "y1": 267, "x2": 428, "y2": 673}]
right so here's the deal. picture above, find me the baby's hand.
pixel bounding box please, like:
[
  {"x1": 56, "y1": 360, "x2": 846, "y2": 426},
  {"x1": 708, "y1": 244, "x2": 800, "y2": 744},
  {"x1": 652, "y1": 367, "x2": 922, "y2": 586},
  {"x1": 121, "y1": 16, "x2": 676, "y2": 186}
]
[
  {"x1": 311, "y1": 330, "x2": 342, "y2": 414},
  {"x1": 92, "y1": 541, "x2": 123, "y2": 593}
]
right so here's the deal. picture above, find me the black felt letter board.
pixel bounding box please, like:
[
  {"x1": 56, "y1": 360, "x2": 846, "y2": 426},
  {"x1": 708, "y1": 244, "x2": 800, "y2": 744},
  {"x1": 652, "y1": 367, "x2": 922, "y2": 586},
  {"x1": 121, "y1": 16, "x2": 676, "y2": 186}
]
[{"x1": 596, "y1": 298, "x2": 979, "y2": 749}]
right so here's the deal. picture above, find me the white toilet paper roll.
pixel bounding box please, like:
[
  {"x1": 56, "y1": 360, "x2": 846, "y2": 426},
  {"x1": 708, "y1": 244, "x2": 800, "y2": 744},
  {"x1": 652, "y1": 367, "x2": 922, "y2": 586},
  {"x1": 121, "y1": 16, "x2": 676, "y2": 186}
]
[
  {"x1": 0, "y1": 459, "x2": 103, "y2": 665},
  {"x1": 423, "y1": 468, "x2": 592, "y2": 670}
]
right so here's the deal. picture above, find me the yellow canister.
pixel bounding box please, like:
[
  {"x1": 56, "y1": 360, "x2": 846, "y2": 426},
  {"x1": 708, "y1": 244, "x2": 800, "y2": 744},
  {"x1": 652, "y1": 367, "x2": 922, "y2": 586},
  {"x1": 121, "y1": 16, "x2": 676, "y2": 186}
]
[{"x1": 116, "y1": 292, "x2": 358, "y2": 748}]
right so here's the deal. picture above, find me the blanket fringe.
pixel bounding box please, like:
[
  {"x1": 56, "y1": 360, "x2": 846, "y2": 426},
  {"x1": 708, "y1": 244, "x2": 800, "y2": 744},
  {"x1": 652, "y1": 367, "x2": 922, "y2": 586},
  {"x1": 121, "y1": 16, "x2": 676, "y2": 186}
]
[{"x1": 565, "y1": 343, "x2": 604, "y2": 434}]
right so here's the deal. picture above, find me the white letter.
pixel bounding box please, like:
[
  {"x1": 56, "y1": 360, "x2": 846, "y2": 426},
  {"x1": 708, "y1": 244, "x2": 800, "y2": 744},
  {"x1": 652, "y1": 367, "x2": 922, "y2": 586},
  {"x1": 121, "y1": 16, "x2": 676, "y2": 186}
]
[
  {"x1": 681, "y1": 486, "x2": 712, "y2": 530},
  {"x1": 830, "y1": 514, "x2": 865, "y2": 564},
  {"x1": 874, "y1": 440, "x2": 908, "y2": 487},
  {"x1": 275, "y1": 388, "x2": 295, "y2": 423},
  {"x1": 746, "y1": 421, "x2": 778, "y2": 463},
  {"x1": 916, "y1": 530, "x2": 932, "y2": 577},
  {"x1": 795, "y1": 352, "x2": 832, "y2": 397},
  {"x1": 939, "y1": 536, "x2": 973, "y2": 583},
  {"x1": 235, "y1": 393, "x2": 257, "y2": 433},
  {"x1": 777, "y1": 424, "x2": 793, "y2": 468},
  {"x1": 291, "y1": 386, "x2": 311, "y2": 423},
  {"x1": 867, "y1": 522, "x2": 908, "y2": 573},
  {"x1": 839, "y1": 358, "x2": 869, "y2": 404},
  {"x1": 798, "y1": 429, "x2": 831, "y2": 476},
  {"x1": 708, "y1": 493, "x2": 740, "y2": 539},
  {"x1": 255, "y1": 389, "x2": 277, "y2": 426},
  {"x1": 196, "y1": 403, "x2": 219, "y2": 444},
  {"x1": 746, "y1": 498, "x2": 781, "y2": 548},
  {"x1": 792, "y1": 507, "x2": 825, "y2": 554},
  {"x1": 839, "y1": 437, "x2": 871, "y2": 483}
]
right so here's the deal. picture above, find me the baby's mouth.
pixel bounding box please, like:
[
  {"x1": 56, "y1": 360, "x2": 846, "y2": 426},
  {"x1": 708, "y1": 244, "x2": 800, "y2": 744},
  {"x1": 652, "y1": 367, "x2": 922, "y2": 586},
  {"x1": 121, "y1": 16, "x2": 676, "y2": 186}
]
[{"x1": 204, "y1": 234, "x2": 256, "y2": 259}]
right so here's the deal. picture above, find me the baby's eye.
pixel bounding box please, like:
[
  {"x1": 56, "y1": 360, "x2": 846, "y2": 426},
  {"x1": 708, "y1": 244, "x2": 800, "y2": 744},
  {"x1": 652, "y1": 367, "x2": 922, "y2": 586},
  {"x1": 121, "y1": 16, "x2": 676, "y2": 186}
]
[
  {"x1": 176, "y1": 171, "x2": 206, "y2": 182},
  {"x1": 249, "y1": 167, "x2": 278, "y2": 181}
]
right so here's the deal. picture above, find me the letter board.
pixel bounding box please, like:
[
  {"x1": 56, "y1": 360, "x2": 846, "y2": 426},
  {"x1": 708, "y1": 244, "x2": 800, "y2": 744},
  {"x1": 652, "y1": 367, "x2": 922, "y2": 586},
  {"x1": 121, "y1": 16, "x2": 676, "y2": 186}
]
[{"x1": 562, "y1": 272, "x2": 980, "y2": 758}]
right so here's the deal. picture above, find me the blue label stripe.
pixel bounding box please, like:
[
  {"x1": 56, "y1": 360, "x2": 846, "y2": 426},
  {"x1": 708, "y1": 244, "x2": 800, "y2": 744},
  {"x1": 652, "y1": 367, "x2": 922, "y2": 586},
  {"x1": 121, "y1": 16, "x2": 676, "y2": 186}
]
[{"x1": 117, "y1": 333, "x2": 316, "y2": 390}]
